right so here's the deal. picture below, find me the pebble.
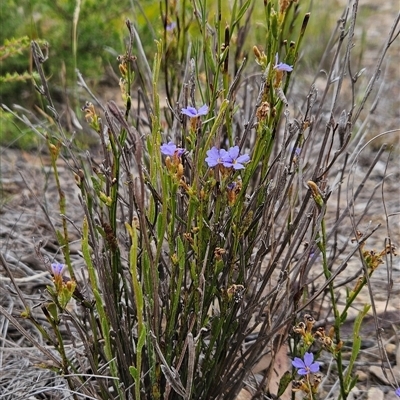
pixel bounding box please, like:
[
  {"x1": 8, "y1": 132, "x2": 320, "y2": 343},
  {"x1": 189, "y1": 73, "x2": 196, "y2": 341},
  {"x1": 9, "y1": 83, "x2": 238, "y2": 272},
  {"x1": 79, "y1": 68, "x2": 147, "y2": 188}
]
[
  {"x1": 369, "y1": 365, "x2": 400, "y2": 384},
  {"x1": 367, "y1": 387, "x2": 384, "y2": 400},
  {"x1": 348, "y1": 387, "x2": 361, "y2": 400},
  {"x1": 356, "y1": 370, "x2": 368, "y2": 381},
  {"x1": 236, "y1": 389, "x2": 252, "y2": 400},
  {"x1": 385, "y1": 343, "x2": 397, "y2": 357}
]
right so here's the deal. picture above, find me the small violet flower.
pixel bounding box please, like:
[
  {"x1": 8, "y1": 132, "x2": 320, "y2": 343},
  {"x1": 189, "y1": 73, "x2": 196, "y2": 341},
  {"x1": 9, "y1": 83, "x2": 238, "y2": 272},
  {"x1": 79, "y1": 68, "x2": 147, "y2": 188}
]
[
  {"x1": 181, "y1": 104, "x2": 209, "y2": 118},
  {"x1": 221, "y1": 146, "x2": 250, "y2": 170},
  {"x1": 205, "y1": 146, "x2": 224, "y2": 168},
  {"x1": 396, "y1": 388, "x2": 400, "y2": 398},
  {"x1": 292, "y1": 352, "x2": 320, "y2": 375},
  {"x1": 205, "y1": 146, "x2": 250, "y2": 170},
  {"x1": 51, "y1": 263, "x2": 65, "y2": 277},
  {"x1": 160, "y1": 142, "x2": 185, "y2": 157},
  {"x1": 166, "y1": 21, "x2": 177, "y2": 31},
  {"x1": 274, "y1": 53, "x2": 293, "y2": 72}
]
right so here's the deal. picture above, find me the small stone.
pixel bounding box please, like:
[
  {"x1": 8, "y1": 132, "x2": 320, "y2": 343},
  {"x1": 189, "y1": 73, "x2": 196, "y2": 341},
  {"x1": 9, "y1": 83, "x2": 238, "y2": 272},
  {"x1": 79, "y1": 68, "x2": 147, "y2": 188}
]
[
  {"x1": 367, "y1": 387, "x2": 384, "y2": 400},
  {"x1": 385, "y1": 343, "x2": 397, "y2": 356},
  {"x1": 348, "y1": 387, "x2": 361, "y2": 400},
  {"x1": 236, "y1": 389, "x2": 252, "y2": 400},
  {"x1": 370, "y1": 365, "x2": 400, "y2": 384},
  {"x1": 356, "y1": 370, "x2": 368, "y2": 381}
]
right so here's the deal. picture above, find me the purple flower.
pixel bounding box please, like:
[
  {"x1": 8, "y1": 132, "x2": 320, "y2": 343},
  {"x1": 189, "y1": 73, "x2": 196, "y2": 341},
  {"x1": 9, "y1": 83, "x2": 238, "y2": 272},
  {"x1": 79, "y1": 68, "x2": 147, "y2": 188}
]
[
  {"x1": 292, "y1": 352, "x2": 320, "y2": 375},
  {"x1": 160, "y1": 142, "x2": 185, "y2": 157},
  {"x1": 396, "y1": 388, "x2": 400, "y2": 397},
  {"x1": 51, "y1": 263, "x2": 65, "y2": 277},
  {"x1": 166, "y1": 21, "x2": 176, "y2": 31},
  {"x1": 273, "y1": 53, "x2": 293, "y2": 72},
  {"x1": 205, "y1": 146, "x2": 224, "y2": 167},
  {"x1": 221, "y1": 146, "x2": 250, "y2": 170},
  {"x1": 181, "y1": 104, "x2": 209, "y2": 118}
]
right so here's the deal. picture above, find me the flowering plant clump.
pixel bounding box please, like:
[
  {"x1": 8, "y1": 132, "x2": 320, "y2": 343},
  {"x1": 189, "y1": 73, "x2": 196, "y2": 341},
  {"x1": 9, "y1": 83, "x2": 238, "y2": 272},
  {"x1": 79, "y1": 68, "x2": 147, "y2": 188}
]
[
  {"x1": 3, "y1": 2, "x2": 398, "y2": 399},
  {"x1": 395, "y1": 388, "x2": 400, "y2": 397}
]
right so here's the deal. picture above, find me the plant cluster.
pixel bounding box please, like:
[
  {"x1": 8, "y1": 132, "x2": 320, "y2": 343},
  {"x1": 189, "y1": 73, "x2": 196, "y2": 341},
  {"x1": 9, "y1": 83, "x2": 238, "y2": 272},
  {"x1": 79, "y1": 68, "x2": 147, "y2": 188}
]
[{"x1": 1, "y1": 0, "x2": 399, "y2": 399}]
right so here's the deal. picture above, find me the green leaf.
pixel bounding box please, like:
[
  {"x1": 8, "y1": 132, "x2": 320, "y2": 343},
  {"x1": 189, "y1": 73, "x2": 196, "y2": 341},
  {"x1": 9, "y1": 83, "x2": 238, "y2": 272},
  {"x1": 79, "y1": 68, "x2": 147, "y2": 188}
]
[
  {"x1": 340, "y1": 310, "x2": 348, "y2": 324},
  {"x1": 129, "y1": 365, "x2": 139, "y2": 381},
  {"x1": 232, "y1": 0, "x2": 251, "y2": 29},
  {"x1": 271, "y1": 11, "x2": 279, "y2": 40},
  {"x1": 205, "y1": 38, "x2": 217, "y2": 75},
  {"x1": 277, "y1": 371, "x2": 292, "y2": 397},
  {"x1": 138, "y1": 324, "x2": 146, "y2": 351}
]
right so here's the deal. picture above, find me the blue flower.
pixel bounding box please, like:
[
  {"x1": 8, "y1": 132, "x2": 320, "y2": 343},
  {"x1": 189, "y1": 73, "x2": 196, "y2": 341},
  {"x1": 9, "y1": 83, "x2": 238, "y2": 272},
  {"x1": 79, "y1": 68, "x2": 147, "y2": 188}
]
[
  {"x1": 292, "y1": 352, "x2": 320, "y2": 375},
  {"x1": 274, "y1": 53, "x2": 293, "y2": 72},
  {"x1": 181, "y1": 104, "x2": 209, "y2": 118},
  {"x1": 205, "y1": 146, "x2": 250, "y2": 169},
  {"x1": 160, "y1": 142, "x2": 185, "y2": 157},
  {"x1": 221, "y1": 146, "x2": 250, "y2": 170},
  {"x1": 396, "y1": 388, "x2": 400, "y2": 397},
  {"x1": 51, "y1": 263, "x2": 65, "y2": 277},
  {"x1": 205, "y1": 146, "x2": 223, "y2": 167},
  {"x1": 166, "y1": 21, "x2": 176, "y2": 31}
]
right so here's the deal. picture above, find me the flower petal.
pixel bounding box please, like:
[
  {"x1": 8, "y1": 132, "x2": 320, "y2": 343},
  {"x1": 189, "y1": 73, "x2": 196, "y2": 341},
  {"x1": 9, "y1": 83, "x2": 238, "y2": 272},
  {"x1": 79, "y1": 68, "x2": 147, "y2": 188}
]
[
  {"x1": 232, "y1": 163, "x2": 245, "y2": 170},
  {"x1": 160, "y1": 142, "x2": 176, "y2": 156},
  {"x1": 176, "y1": 148, "x2": 185, "y2": 156},
  {"x1": 206, "y1": 146, "x2": 220, "y2": 157},
  {"x1": 273, "y1": 53, "x2": 293, "y2": 72},
  {"x1": 161, "y1": 142, "x2": 184, "y2": 157},
  {"x1": 303, "y1": 352, "x2": 314, "y2": 367},
  {"x1": 227, "y1": 145, "x2": 240, "y2": 159},
  {"x1": 197, "y1": 104, "x2": 209, "y2": 116},
  {"x1": 51, "y1": 263, "x2": 65, "y2": 276},
  {"x1": 205, "y1": 147, "x2": 221, "y2": 167},
  {"x1": 277, "y1": 62, "x2": 293, "y2": 72},
  {"x1": 205, "y1": 157, "x2": 219, "y2": 167},
  {"x1": 219, "y1": 148, "x2": 229, "y2": 159},
  {"x1": 236, "y1": 154, "x2": 250, "y2": 164},
  {"x1": 309, "y1": 362, "x2": 320, "y2": 374},
  {"x1": 297, "y1": 368, "x2": 308, "y2": 376},
  {"x1": 292, "y1": 357, "x2": 305, "y2": 369},
  {"x1": 166, "y1": 22, "x2": 176, "y2": 31},
  {"x1": 181, "y1": 106, "x2": 198, "y2": 117}
]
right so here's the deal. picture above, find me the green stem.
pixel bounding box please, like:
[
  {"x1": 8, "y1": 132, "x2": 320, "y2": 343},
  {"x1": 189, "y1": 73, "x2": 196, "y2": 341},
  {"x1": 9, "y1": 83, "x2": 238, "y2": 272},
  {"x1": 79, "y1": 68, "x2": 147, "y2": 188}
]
[
  {"x1": 318, "y1": 217, "x2": 346, "y2": 399},
  {"x1": 49, "y1": 143, "x2": 74, "y2": 279}
]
